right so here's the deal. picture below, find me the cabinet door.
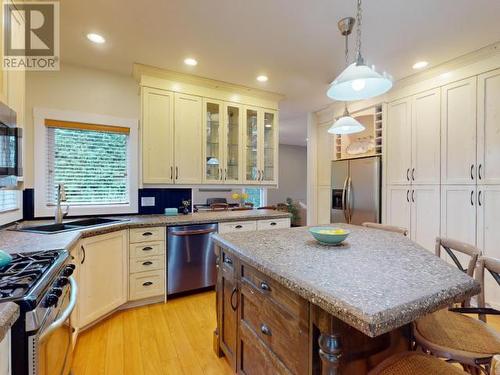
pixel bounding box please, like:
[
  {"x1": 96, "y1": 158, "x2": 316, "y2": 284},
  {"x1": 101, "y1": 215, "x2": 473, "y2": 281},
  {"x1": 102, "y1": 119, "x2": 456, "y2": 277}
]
[
  {"x1": 410, "y1": 185, "x2": 440, "y2": 252},
  {"x1": 387, "y1": 98, "x2": 412, "y2": 185},
  {"x1": 243, "y1": 107, "x2": 260, "y2": 184},
  {"x1": 218, "y1": 251, "x2": 238, "y2": 371},
  {"x1": 174, "y1": 93, "x2": 202, "y2": 184},
  {"x1": 440, "y1": 185, "x2": 476, "y2": 246},
  {"x1": 317, "y1": 123, "x2": 334, "y2": 186},
  {"x1": 441, "y1": 78, "x2": 477, "y2": 184},
  {"x1": 260, "y1": 110, "x2": 278, "y2": 184},
  {"x1": 142, "y1": 87, "x2": 174, "y2": 184},
  {"x1": 203, "y1": 99, "x2": 224, "y2": 183},
  {"x1": 476, "y1": 185, "x2": 500, "y2": 308},
  {"x1": 411, "y1": 89, "x2": 440, "y2": 184},
  {"x1": 477, "y1": 69, "x2": 500, "y2": 184},
  {"x1": 224, "y1": 104, "x2": 243, "y2": 183},
  {"x1": 78, "y1": 231, "x2": 127, "y2": 328},
  {"x1": 386, "y1": 185, "x2": 411, "y2": 232}
]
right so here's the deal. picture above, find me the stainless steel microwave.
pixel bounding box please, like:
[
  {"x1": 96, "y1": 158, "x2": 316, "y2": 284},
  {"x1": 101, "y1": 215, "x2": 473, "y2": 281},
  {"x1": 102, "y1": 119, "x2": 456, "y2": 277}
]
[{"x1": 0, "y1": 101, "x2": 22, "y2": 188}]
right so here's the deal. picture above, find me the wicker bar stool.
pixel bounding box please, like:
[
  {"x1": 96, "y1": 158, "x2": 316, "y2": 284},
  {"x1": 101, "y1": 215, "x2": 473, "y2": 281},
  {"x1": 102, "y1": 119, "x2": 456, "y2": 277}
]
[
  {"x1": 368, "y1": 351, "x2": 468, "y2": 375},
  {"x1": 361, "y1": 222, "x2": 408, "y2": 236},
  {"x1": 413, "y1": 256, "x2": 500, "y2": 374}
]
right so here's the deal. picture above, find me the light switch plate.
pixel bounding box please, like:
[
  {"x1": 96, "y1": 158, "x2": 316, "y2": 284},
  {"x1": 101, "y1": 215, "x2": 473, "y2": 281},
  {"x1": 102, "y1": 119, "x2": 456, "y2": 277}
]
[{"x1": 141, "y1": 197, "x2": 155, "y2": 207}]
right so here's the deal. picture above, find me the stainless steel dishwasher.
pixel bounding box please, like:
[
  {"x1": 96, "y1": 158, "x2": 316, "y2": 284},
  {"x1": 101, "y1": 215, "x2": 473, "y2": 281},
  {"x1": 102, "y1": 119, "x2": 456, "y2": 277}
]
[{"x1": 167, "y1": 223, "x2": 218, "y2": 296}]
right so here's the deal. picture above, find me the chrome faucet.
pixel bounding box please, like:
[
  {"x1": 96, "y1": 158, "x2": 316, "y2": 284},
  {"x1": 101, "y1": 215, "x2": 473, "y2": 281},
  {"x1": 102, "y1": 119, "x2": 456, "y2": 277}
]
[{"x1": 55, "y1": 183, "x2": 69, "y2": 224}]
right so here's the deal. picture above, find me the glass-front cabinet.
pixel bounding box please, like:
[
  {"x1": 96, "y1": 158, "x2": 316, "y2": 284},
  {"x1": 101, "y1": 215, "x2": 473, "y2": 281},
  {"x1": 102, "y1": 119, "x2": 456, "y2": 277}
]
[
  {"x1": 203, "y1": 100, "x2": 243, "y2": 183},
  {"x1": 243, "y1": 107, "x2": 278, "y2": 185},
  {"x1": 203, "y1": 100, "x2": 223, "y2": 183}
]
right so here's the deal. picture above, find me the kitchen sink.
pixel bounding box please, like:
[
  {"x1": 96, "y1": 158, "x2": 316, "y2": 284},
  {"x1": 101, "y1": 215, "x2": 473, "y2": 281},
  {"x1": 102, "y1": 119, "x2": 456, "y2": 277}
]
[{"x1": 15, "y1": 217, "x2": 125, "y2": 234}]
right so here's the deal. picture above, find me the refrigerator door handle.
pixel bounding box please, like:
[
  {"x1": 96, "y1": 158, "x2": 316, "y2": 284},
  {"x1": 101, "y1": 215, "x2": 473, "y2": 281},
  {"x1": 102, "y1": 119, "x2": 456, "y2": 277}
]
[
  {"x1": 341, "y1": 177, "x2": 349, "y2": 222},
  {"x1": 346, "y1": 177, "x2": 353, "y2": 223}
]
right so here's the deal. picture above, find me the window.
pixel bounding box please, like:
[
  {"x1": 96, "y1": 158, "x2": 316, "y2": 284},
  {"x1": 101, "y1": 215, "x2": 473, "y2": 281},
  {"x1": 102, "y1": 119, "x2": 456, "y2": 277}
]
[
  {"x1": 34, "y1": 109, "x2": 138, "y2": 217},
  {"x1": 244, "y1": 187, "x2": 266, "y2": 208},
  {"x1": 0, "y1": 190, "x2": 18, "y2": 212},
  {"x1": 47, "y1": 126, "x2": 129, "y2": 205}
]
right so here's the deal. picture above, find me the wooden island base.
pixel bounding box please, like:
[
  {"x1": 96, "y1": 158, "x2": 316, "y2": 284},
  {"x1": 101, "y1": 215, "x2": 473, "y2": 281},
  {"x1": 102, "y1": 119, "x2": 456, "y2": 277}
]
[{"x1": 213, "y1": 245, "x2": 410, "y2": 375}]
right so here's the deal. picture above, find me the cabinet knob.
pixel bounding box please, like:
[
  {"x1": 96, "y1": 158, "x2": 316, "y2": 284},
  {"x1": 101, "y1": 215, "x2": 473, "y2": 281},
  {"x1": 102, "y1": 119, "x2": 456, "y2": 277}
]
[
  {"x1": 260, "y1": 281, "x2": 271, "y2": 292},
  {"x1": 260, "y1": 324, "x2": 272, "y2": 336}
]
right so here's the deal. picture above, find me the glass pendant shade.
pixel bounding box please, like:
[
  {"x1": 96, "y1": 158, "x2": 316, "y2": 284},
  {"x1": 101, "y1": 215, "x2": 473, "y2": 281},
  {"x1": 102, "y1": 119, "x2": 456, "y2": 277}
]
[
  {"x1": 327, "y1": 62, "x2": 393, "y2": 101},
  {"x1": 328, "y1": 111, "x2": 365, "y2": 135}
]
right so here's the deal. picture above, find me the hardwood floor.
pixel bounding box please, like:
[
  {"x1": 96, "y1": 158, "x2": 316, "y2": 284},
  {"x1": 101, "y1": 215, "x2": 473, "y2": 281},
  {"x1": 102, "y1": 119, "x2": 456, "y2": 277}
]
[
  {"x1": 72, "y1": 291, "x2": 233, "y2": 375},
  {"x1": 72, "y1": 291, "x2": 500, "y2": 375}
]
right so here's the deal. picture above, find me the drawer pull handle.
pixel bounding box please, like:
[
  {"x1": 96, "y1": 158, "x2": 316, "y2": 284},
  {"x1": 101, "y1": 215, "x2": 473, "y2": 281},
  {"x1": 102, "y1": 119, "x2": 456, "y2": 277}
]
[
  {"x1": 235, "y1": 225, "x2": 243, "y2": 229},
  {"x1": 270, "y1": 222, "x2": 277, "y2": 226},
  {"x1": 142, "y1": 281, "x2": 153, "y2": 287},
  {"x1": 230, "y1": 287, "x2": 238, "y2": 311},
  {"x1": 224, "y1": 257, "x2": 233, "y2": 265},
  {"x1": 260, "y1": 324, "x2": 272, "y2": 336},
  {"x1": 142, "y1": 246, "x2": 153, "y2": 251},
  {"x1": 260, "y1": 281, "x2": 271, "y2": 292},
  {"x1": 142, "y1": 232, "x2": 153, "y2": 236},
  {"x1": 142, "y1": 261, "x2": 153, "y2": 266}
]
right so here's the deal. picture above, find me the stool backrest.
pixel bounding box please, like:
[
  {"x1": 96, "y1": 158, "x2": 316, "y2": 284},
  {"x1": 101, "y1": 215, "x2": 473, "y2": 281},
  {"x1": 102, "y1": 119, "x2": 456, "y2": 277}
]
[
  {"x1": 361, "y1": 222, "x2": 408, "y2": 236},
  {"x1": 476, "y1": 256, "x2": 500, "y2": 322},
  {"x1": 435, "y1": 237, "x2": 480, "y2": 278}
]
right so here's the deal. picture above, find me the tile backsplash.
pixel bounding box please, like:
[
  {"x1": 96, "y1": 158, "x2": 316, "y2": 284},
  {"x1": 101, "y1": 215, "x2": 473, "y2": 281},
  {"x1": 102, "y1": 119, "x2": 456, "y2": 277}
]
[{"x1": 138, "y1": 188, "x2": 192, "y2": 214}]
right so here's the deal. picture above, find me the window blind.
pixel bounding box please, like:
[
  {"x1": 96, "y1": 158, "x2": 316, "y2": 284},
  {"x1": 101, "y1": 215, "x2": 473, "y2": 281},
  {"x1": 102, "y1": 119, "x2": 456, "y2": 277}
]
[
  {"x1": 46, "y1": 126, "x2": 129, "y2": 206},
  {"x1": 0, "y1": 190, "x2": 18, "y2": 212}
]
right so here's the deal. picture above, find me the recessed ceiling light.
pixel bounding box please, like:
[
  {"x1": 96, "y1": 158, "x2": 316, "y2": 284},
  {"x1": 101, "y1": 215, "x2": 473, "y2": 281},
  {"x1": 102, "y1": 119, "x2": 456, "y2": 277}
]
[
  {"x1": 257, "y1": 75, "x2": 268, "y2": 82},
  {"x1": 184, "y1": 58, "x2": 198, "y2": 66},
  {"x1": 86, "y1": 33, "x2": 106, "y2": 44},
  {"x1": 412, "y1": 61, "x2": 429, "y2": 70}
]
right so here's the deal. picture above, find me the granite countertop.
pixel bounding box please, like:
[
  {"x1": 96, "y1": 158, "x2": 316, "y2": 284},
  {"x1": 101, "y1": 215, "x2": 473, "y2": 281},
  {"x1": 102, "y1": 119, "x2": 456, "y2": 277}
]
[
  {"x1": 0, "y1": 302, "x2": 19, "y2": 342},
  {"x1": 212, "y1": 224, "x2": 480, "y2": 337},
  {"x1": 0, "y1": 210, "x2": 290, "y2": 254}
]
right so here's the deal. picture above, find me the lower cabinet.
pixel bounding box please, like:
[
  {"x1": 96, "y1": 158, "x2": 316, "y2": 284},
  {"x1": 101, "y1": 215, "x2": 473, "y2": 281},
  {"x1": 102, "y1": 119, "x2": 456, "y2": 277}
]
[
  {"x1": 216, "y1": 247, "x2": 309, "y2": 375},
  {"x1": 386, "y1": 185, "x2": 440, "y2": 252},
  {"x1": 77, "y1": 230, "x2": 128, "y2": 328},
  {"x1": 440, "y1": 185, "x2": 476, "y2": 246},
  {"x1": 217, "y1": 249, "x2": 238, "y2": 371},
  {"x1": 0, "y1": 330, "x2": 11, "y2": 375},
  {"x1": 219, "y1": 218, "x2": 291, "y2": 234}
]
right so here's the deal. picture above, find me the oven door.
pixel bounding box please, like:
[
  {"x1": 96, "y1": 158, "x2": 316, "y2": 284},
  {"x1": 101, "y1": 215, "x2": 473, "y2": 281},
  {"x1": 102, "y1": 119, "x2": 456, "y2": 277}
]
[{"x1": 37, "y1": 277, "x2": 77, "y2": 375}]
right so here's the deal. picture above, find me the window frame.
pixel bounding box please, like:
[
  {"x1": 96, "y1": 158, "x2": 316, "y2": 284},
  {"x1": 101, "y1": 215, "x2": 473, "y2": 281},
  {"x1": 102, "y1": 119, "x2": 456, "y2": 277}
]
[
  {"x1": 243, "y1": 187, "x2": 267, "y2": 208},
  {"x1": 34, "y1": 108, "x2": 138, "y2": 217},
  {"x1": 0, "y1": 190, "x2": 22, "y2": 225}
]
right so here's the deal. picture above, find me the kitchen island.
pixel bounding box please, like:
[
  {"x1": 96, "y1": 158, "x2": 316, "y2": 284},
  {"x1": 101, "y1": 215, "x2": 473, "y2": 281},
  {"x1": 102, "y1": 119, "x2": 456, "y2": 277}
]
[{"x1": 212, "y1": 224, "x2": 480, "y2": 374}]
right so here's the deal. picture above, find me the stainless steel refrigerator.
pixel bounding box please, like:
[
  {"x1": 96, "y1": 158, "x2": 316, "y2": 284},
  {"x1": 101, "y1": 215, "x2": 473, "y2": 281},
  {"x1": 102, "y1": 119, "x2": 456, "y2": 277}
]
[{"x1": 331, "y1": 156, "x2": 381, "y2": 225}]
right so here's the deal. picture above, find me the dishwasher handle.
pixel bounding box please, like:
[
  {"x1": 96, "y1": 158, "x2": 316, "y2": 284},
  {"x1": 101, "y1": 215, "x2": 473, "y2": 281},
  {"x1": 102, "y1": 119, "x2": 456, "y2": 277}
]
[{"x1": 170, "y1": 228, "x2": 217, "y2": 236}]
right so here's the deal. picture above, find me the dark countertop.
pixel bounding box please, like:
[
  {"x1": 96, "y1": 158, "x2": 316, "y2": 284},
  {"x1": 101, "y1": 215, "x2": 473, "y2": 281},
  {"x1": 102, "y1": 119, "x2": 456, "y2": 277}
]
[
  {"x1": 212, "y1": 223, "x2": 480, "y2": 337},
  {"x1": 0, "y1": 210, "x2": 290, "y2": 254},
  {"x1": 0, "y1": 302, "x2": 19, "y2": 342}
]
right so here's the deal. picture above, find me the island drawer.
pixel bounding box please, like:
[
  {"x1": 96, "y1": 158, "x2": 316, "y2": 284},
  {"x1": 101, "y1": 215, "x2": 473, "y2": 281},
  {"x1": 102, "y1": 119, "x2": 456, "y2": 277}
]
[
  {"x1": 240, "y1": 282, "x2": 309, "y2": 375},
  {"x1": 130, "y1": 241, "x2": 165, "y2": 258},
  {"x1": 239, "y1": 320, "x2": 294, "y2": 375},
  {"x1": 129, "y1": 270, "x2": 165, "y2": 300},
  {"x1": 130, "y1": 227, "x2": 165, "y2": 243},
  {"x1": 129, "y1": 255, "x2": 165, "y2": 273},
  {"x1": 241, "y1": 264, "x2": 308, "y2": 319},
  {"x1": 219, "y1": 220, "x2": 257, "y2": 234},
  {"x1": 256, "y1": 218, "x2": 291, "y2": 231}
]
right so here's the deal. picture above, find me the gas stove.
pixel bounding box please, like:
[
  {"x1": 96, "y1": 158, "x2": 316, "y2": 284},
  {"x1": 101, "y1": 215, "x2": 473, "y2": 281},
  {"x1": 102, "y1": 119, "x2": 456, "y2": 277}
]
[{"x1": 1, "y1": 249, "x2": 76, "y2": 375}]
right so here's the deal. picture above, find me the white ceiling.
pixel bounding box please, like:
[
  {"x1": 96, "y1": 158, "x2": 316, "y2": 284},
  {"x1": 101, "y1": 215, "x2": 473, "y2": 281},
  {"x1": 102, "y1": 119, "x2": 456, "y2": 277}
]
[{"x1": 60, "y1": 0, "x2": 500, "y2": 146}]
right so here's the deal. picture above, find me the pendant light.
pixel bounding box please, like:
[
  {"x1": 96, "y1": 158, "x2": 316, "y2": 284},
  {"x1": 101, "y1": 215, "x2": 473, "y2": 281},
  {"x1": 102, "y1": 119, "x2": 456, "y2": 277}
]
[
  {"x1": 327, "y1": 0, "x2": 392, "y2": 101},
  {"x1": 328, "y1": 17, "x2": 365, "y2": 135}
]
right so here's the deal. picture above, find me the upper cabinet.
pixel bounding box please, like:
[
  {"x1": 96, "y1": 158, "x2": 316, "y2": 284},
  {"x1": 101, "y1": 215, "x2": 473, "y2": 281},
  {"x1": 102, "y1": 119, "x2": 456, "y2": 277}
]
[
  {"x1": 477, "y1": 68, "x2": 500, "y2": 185},
  {"x1": 441, "y1": 77, "x2": 477, "y2": 185},
  {"x1": 203, "y1": 101, "x2": 243, "y2": 184},
  {"x1": 136, "y1": 65, "x2": 282, "y2": 186},
  {"x1": 387, "y1": 88, "x2": 440, "y2": 186}
]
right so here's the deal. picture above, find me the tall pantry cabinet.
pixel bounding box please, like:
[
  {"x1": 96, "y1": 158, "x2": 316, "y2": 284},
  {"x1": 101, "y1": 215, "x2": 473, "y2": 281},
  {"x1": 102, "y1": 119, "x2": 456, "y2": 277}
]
[
  {"x1": 386, "y1": 88, "x2": 441, "y2": 251},
  {"x1": 386, "y1": 67, "x2": 500, "y2": 308}
]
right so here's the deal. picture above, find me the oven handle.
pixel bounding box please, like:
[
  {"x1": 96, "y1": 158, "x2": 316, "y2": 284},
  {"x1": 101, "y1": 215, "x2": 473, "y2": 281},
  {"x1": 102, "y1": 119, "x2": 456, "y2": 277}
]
[{"x1": 39, "y1": 276, "x2": 78, "y2": 343}]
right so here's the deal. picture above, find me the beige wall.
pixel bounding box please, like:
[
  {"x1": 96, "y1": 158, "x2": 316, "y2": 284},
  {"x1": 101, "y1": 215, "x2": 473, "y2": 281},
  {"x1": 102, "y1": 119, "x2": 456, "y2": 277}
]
[
  {"x1": 267, "y1": 144, "x2": 307, "y2": 205},
  {"x1": 24, "y1": 64, "x2": 139, "y2": 187}
]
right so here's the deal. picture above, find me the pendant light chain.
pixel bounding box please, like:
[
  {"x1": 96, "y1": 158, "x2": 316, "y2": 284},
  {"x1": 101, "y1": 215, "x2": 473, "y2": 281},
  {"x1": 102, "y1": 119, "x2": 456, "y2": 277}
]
[{"x1": 355, "y1": 0, "x2": 363, "y2": 63}]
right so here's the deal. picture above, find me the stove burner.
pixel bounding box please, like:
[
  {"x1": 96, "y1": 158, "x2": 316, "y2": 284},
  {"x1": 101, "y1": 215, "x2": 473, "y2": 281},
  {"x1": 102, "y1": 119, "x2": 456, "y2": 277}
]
[{"x1": 0, "y1": 250, "x2": 61, "y2": 300}]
